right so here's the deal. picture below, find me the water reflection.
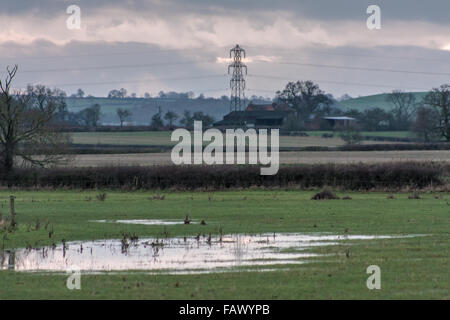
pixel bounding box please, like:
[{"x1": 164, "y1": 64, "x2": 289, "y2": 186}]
[
  {"x1": 92, "y1": 219, "x2": 195, "y2": 226},
  {"x1": 0, "y1": 233, "x2": 418, "y2": 274}
]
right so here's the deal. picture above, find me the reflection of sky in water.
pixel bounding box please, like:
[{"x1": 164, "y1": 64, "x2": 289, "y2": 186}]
[
  {"x1": 0, "y1": 233, "x2": 418, "y2": 274},
  {"x1": 92, "y1": 219, "x2": 192, "y2": 226}
]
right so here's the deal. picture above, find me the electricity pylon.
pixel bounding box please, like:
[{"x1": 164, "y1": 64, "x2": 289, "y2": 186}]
[{"x1": 228, "y1": 44, "x2": 247, "y2": 113}]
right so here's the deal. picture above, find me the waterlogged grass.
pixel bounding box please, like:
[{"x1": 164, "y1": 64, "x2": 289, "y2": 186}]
[{"x1": 0, "y1": 190, "x2": 448, "y2": 299}]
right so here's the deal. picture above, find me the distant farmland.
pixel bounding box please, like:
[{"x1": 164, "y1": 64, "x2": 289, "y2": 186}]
[
  {"x1": 336, "y1": 92, "x2": 427, "y2": 111},
  {"x1": 70, "y1": 131, "x2": 411, "y2": 148},
  {"x1": 65, "y1": 97, "x2": 230, "y2": 125},
  {"x1": 65, "y1": 92, "x2": 428, "y2": 125},
  {"x1": 64, "y1": 150, "x2": 450, "y2": 167}
]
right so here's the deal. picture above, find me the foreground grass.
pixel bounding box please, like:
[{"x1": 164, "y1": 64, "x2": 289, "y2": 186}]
[{"x1": 0, "y1": 190, "x2": 448, "y2": 299}]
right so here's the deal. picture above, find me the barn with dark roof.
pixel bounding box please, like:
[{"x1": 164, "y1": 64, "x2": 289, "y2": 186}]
[{"x1": 214, "y1": 102, "x2": 294, "y2": 129}]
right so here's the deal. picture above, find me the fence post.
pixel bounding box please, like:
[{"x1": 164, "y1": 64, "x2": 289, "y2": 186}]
[{"x1": 10, "y1": 196, "x2": 15, "y2": 225}]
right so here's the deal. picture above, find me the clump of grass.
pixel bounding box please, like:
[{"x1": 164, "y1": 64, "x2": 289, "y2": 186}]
[
  {"x1": 342, "y1": 196, "x2": 352, "y2": 200},
  {"x1": 387, "y1": 194, "x2": 396, "y2": 199},
  {"x1": 34, "y1": 218, "x2": 40, "y2": 231},
  {"x1": 96, "y1": 193, "x2": 107, "y2": 201},
  {"x1": 120, "y1": 235, "x2": 129, "y2": 252},
  {"x1": 408, "y1": 193, "x2": 421, "y2": 199},
  {"x1": 151, "y1": 194, "x2": 165, "y2": 200},
  {"x1": 48, "y1": 225, "x2": 54, "y2": 238},
  {"x1": 184, "y1": 214, "x2": 191, "y2": 225},
  {"x1": 311, "y1": 188, "x2": 339, "y2": 200}
]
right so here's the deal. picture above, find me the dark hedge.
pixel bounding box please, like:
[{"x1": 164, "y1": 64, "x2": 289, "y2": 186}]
[{"x1": 0, "y1": 162, "x2": 445, "y2": 191}]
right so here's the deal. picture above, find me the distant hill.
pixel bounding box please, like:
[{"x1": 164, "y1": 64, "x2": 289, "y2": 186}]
[
  {"x1": 66, "y1": 91, "x2": 429, "y2": 125},
  {"x1": 336, "y1": 92, "x2": 428, "y2": 112},
  {"x1": 65, "y1": 97, "x2": 234, "y2": 125}
]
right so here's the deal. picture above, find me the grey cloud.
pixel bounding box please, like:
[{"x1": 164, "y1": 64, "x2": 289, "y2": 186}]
[
  {"x1": 1, "y1": 0, "x2": 449, "y2": 101},
  {"x1": 3, "y1": 0, "x2": 450, "y2": 24},
  {"x1": 2, "y1": 39, "x2": 448, "y2": 99}
]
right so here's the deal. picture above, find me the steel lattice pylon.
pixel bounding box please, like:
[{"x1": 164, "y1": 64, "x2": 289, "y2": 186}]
[{"x1": 228, "y1": 44, "x2": 247, "y2": 113}]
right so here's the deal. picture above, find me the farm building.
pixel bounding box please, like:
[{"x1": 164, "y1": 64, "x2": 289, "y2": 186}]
[
  {"x1": 214, "y1": 102, "x2": 294, "y2": 129},
  {"x1": 322, "y1": 116, "x2": 356, "y2": 129}
]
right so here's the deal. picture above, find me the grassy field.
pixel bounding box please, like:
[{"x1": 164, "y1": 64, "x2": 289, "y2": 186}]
[
  {"x1": 65, "y1": 150, "x2": 450, "y2": 167},
  {"x1": 71, "y1": 131, "x2": 350, "y2": 147},
  {"x1": 336, "y1": 92, "x2": 427, "y2": 112},
  {"x1": 305, "y1": 131, "x2": 411, "y2": 138},
  {"x1": 0, "y1": 190, "x2": 448, "y2": 299},
  {"x1": 71, "y1": 131, "x2": 411, "y2": 147}
]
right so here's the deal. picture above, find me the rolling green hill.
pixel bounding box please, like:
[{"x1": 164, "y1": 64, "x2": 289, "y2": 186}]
[
  {"x1": 65, "y1": 97, "x2": 231, "y2": 125},
  {"x1": 65, "y1": 91, "x2": 429, "y2": 125},
  {"x1": 336, "y1": 92, "x2": 427, "y2": 112},
  {"x1": 65, "y1": 97, "x2": 146, "y2": 115}
]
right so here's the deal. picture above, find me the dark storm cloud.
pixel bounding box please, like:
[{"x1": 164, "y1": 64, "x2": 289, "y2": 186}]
[{"x1": 4, "y1": 0, "x2": 450, "y2": 24}]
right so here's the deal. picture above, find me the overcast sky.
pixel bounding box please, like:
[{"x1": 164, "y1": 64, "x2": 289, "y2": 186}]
[{"x1": 0, "y1": 0, "x2": 449, "y2": 98}]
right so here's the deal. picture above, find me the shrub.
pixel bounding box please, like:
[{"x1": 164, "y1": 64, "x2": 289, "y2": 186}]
[
  {"x1": 312, "y1": 188, "x2": 340, "y2": 200},
  {"x1": 338, "y1": 125, "x2": 363, "y2": 145},
  {"x1": 96, "y1": 193, "x2": 107, "y2": 201}
]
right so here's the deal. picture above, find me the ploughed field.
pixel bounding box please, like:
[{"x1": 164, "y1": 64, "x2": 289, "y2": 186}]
[
  {"x1": 0, "y1": 190, "x2": 448, "y2": 299},
  {"x1": 64, "y1": 130, "x2": 448, "y2": 166},
  {"x1": 64, "y1": 150, "x2": 450, "y2": 167}
]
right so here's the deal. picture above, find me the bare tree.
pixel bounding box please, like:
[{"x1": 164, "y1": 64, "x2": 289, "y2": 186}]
[
  {"x1": 423, "y1": 84, "x2": 450, "y2": 141},
  {"x1": 164, "y1": 110, "x2": 179, "y2": 129},
  {"x1": 117, "y1": 108, "x2": 132, "y2": 127},
  {"x1": 79, "y1": 104, "x2": 102, "y2": 127},
  {"x1": 0, "y1": 65, "x2": 71, "y2": 172},
  {"x1": 386, "y1": 90, "x2": 417, "y2": 130},
  {"x1": 411, "y1": 106, "x2": 440, "y2": 142}
]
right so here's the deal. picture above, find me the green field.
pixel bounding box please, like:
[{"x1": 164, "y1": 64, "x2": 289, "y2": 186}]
[
  {"x1": 71, "y1": 131, "x2": 411, "y2": 147},
  {"x1": 305, "y1": 131, "x2": 411, "y2": 138},
  {"x1": 0, "y1": 190, "x2": 448, "y2": 299},
  {"x1": 71, "y1": 131, "x2": 349, "y2": 148},
  {"x1": 336, "y1": 92, "x2": 428, "y2": 112}
]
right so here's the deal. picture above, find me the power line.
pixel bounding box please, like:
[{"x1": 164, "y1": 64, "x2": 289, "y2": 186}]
[
  {"x1": 15, "y1": 71, "x2": 432, "y2": 94},
  {"x1": 271, "y1": 61, "x2": 450, "y2": 77},
  {"x1": 0, "y1": 46, "x2": 230, "y2": 62},
  {"x1": 11, "y1": 58, "x2": 450, "y2": 78},
  {"x1": 4, "y1": 45, "x2": 449, "y2": 64},
  {"x1": 245, "y1": 45, "x2": 450, "y2": 63},
  {"x1": 20, "y1": 60, "x2": 217, "y2": 73},
  {"x1": 247, "y1": 74, "x2": 430, "y2": 91},
  {"x1": 18, "y1": 74, "x2": 228, "y2": 88}
]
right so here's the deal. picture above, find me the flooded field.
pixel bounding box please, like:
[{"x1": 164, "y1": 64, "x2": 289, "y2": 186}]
[
  {"x1": 92, "y1": 219, "x2": 194, "y2": 226},
  {"x1": 0, "y1": 233, "x2": 419, "y2": 274}
]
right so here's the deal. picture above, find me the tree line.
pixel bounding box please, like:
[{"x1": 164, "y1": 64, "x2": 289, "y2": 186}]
[
  {"x1": 0, "y1": 65, "x2": 449, "y2": 173},
  {"x1": 275, "y1": 80, "x2": 449, "y2": 142}
]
